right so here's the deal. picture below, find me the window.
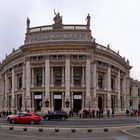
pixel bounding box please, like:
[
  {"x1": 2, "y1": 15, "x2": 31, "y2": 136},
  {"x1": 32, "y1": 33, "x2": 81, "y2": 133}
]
[
  {"x1": 17, "y1": 75, "x2": 22, "y2": 89},
  {"x1": 9, "y1": 77, "x2": 12, "y2": 92},
  {"x1": 111, "y1": 77, "x2": 115, "y2": 90},
  {"x1": 54, "y1": 72, "x2": 62, "y2": 85},
  {"x1": 98, "y1": 75, "x2": 103, "y2": 89},
  {"x1": 74, "y1": 71, "x2": 81, "y2": 85},
  {"x1": 36, "y1": 72, "x2": 42, "y2": 86},
  {"x1": 130, "y1": 86, "x2": 133, "y2": 95}
]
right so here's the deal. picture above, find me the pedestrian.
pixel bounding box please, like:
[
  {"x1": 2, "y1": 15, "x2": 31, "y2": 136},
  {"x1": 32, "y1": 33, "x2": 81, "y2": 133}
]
[
  {"x1": 107, "y1": 110, "x2": 110, "y2": 117},
  {"x1": 112, "y1": 109, "x2": 115, "y2": 117}
]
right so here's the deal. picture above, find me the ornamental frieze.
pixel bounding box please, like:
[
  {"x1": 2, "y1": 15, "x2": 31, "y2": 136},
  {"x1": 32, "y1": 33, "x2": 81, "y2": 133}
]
[{"x1": 25, "y1": 32, "x2": 91, "y2": 44}]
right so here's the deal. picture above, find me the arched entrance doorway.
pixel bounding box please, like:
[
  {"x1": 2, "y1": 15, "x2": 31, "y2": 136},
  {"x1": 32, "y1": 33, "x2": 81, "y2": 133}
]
[
  {"x1": 98, "y1": 96, "x2": 103, "y2": 110},
  {"x1": 53, "y1": 92, "x2": 62, "y2": 111},
  {"x1": 17, "y1": 95, "x2": 22, "y2": 111},
  {"x1": 73, "y1": 93, "x2": 82, "y2": 114},
  {"x1": 111, "y1": 96, "x2": 115, "y2": 110}
]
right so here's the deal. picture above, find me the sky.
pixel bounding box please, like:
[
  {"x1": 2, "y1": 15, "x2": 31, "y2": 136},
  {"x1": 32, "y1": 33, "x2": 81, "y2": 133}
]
[{"x1": 0, "y1": 0, "x2": 140, "y2": 80}]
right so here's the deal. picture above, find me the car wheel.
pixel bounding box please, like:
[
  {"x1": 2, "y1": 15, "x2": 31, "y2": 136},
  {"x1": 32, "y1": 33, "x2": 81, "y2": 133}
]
[
  {"x1": 62, "y1": 117, "x2": 65, "y2": 120},
  {"x1": 10, "y1": 120, "x2": 15, "y2": 124},
  {"x1": 30, "y1": 120, "x2": 35, "y2": 125}
]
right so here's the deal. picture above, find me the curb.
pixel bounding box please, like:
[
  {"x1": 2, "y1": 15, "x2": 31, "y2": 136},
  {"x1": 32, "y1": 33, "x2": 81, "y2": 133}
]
[{"x1": 121, "y1": 128, "x2": 140, "y2": 138}]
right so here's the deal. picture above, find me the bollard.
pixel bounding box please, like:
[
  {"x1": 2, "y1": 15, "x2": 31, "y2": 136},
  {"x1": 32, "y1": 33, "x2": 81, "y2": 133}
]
[
  {"x1": 9, "y1": 126, "x2": 13, "y2": 130},
  {"x1": 23, "y1": 128, "x2": 28, "y2": 131},
  {"x1": 104, "y1": 127, "x2": 108, "y2": 132},
  {"x1": 87, "y1": 128, "x2": 92, "y2": 133},
  {"x1": 71, "y1": 128, "x2": 76, "y2": 133},
  {"x1": 38, "y1": 128, "x2": 43, "y2": 132},
  {"x1": 55, "y1": 127, "x2": 59, "y2": 132}
]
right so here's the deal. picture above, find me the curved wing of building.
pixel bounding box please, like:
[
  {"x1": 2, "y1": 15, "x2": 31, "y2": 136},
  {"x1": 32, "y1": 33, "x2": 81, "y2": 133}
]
[{"x1": 0, "y1": 14, "x2": 140, "y2": 115}]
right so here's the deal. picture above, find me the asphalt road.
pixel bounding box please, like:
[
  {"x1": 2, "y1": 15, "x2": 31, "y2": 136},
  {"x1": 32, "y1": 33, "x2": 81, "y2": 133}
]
[{"x1": 0, "y1": 116, "x2": 138, "y2": 128}]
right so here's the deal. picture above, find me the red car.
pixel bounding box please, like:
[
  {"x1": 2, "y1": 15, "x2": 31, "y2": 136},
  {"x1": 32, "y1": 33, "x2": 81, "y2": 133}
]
[{"x1": 9, "y1": 112, "x2": 41, "y2": 124}]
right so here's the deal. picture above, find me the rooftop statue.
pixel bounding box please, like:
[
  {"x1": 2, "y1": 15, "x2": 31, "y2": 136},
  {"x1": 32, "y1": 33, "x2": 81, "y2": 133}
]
[
  {"x1": 86, "y1": 13, "x2": 91, "y2": 27},
  {"x1": 26, "y1": 17, "x2": 30, "y2": 29},
  {"x1": 53, "y1": 9, "x2": 63, "y2": 29}
]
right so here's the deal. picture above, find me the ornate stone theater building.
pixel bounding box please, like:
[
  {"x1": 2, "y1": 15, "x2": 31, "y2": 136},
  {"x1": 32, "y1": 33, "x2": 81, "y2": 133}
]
[{"x1": 0, "y1": 13, "x2": 140, "y2": 114}]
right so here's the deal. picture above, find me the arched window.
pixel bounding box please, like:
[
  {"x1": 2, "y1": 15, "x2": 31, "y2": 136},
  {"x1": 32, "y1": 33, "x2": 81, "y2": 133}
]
[
  {"x1": 74, "y1": 71, "x2": 81, "y2": 85},
  {"x1": 98, "y1": 75, "x2": 103, "y2": 89},
  {"x1": 36, "y1": 72, "x2": 42, "y2": 86},
  {"x1": 111, "y1": 77, "x2": 115, "y2": 90},
  {"x1": 55, "y1": 72, "x2": 62, "y2": 85},
  {"x1": 130, "y1": 100, "x2": 132, "y2": 107}
]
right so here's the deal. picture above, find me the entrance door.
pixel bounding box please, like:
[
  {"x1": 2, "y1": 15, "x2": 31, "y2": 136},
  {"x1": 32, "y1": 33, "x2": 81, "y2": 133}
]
[
  {"x1": 34, "y1": 93, "x2": 42, "y2": 111},
  {"x1": 54, "y1": 94, "x2": 62, "y2": 111},
  {"x1": 98, "y1": 96, "x2": 103, "y2": 110},
  {"x1": 73, "y1": 99, "x2": 82, "y2": 113},
  {"x1": 17, "y1": 95, "x2": 22, "y2": 111},
  {"x1": 54, "y1": 99, "x2": 62, "y2": 111},
  {"x1": 34, "y1": 99, "x2": 42, "y2": 111}
]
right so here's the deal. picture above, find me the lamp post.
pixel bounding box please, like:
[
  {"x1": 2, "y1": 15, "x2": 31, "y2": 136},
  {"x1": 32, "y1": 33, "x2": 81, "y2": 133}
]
[
  {"x1": 45, "y1": 99, "x2": 49, "y2": 107},
  {"x1": 65, "y1": 99, "x2": 69, "y2": 108}
]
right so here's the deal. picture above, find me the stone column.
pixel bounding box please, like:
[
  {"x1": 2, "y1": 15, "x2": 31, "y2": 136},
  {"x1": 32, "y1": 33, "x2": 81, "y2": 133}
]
[
  {"x1": 15, "y1": 74, "x2": 17, "y2": 91},
  {"x1": 82, "y1": 92, "x2": 85, "y2": 109},
  {"x1": 93, "y1": 61, "x2": 97, "y2": 110},
  {"x1": 117, "y1": 70, "x2": 121, "y2": 112},
  {"x1": 4, "y1": 72, "x2": 8, "y2": 110},
  {"x1": 50, "y1": 92, "x2": 54, "y2": 111},
  {"x1": 71, "y1": 66, "x2": 74, "y2": 87},
  {"x1": 62, "y1": 67, "x2": 64, "y2": 87},
  {"x1": 71, "y1": 92, "x2": 74, "y2": 110},
  {"x1": 22, "y1": 63, "x2": 26, "y2": 111},
  {"x1": 104, "y1": 74, "x2": 107, "y2": 91},
  {"x1": 11, "y1": 67, "x2": 15, "y2": 111},
  {"x1": 82, "y1": 67, "x2": 85, "y2": 87},
  {"x1": 45, "y1": 55, "x2": 50, "y2": 112},
  {"x1": 50, "y1": 67, "x2": 54, "y2": 87},
  {"x1": 65, "y1": 55, "x2": 70, "y2": 111},
  {"x1": 31, "y1": 92, "x2": 34, "y2": 112},
  {"x1": 41, "y1": 92, "x2": 46, "y2": 112},
  {"x1": 31, "y1": 67, "x2": 34, "y2": 87},
  {"x1": 62, "y1": 92, "x2": 64, "y2": 110},
  {"x1": 107, "y1": 64, "x2": 111, "y2": 111},
  {"x1": 25, "y1": 60, "x2": 31, "y2": 111},
  {"x1": 123, "y1": 75, "x2": 127, "y2": 111},
  {"x1": 85, "y1": 56, "x2": 91, "y2": 109},
  {"x1": 96, "y1": 72, "x2": 99, "y2": 90},
  {"x1": 42, "y1": 67, "x2": 45, "y2": 87},
  {"x1": 65, "y1": 56, "x2": 70, "y2": 97}
]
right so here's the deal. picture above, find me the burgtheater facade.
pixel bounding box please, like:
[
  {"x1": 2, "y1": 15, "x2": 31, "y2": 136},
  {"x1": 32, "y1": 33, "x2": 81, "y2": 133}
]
[{"x1": 0, "y1": 13, "x2": 140, "y2": 114}]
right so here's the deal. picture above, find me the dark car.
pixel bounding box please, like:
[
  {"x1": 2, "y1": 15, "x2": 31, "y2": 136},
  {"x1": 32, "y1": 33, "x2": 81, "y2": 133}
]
[{"x1": 43, "y1": 111, "x2": 69, "y2": 120}]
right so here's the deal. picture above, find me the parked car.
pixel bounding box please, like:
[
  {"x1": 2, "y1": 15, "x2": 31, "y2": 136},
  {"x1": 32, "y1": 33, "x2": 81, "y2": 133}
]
[
  {"x1": 43, "y1": 111, "x2": 69, "y2": 120},
  {"x1": 9, "y1": 112, "x2": 41, "y2": 124},
  {"x1": 7, "y1": 112, "x2": 26, "y2": 121}
]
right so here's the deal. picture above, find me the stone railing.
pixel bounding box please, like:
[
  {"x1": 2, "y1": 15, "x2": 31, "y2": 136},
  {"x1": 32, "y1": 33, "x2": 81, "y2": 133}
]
[
  {"x1": 96, "y1": 44, "x2": 125, "y2": 61},
  {"x1": 29, "y1": 25, "x2": 88, "y2": 33}
]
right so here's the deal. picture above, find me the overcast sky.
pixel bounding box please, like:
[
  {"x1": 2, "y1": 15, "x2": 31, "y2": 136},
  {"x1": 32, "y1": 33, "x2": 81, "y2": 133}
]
[{"x1": 0, "y1": 0, "x2": 140, "y2": 80}]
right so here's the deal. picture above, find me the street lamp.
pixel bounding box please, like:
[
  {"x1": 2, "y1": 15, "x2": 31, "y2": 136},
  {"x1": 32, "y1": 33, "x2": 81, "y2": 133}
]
[
  {"x1": 45, "y1": 99, "x2": 49, "y2": 107},
  {"x1": 65, "y1": 99, "x2": 69, "y2": 108}
]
